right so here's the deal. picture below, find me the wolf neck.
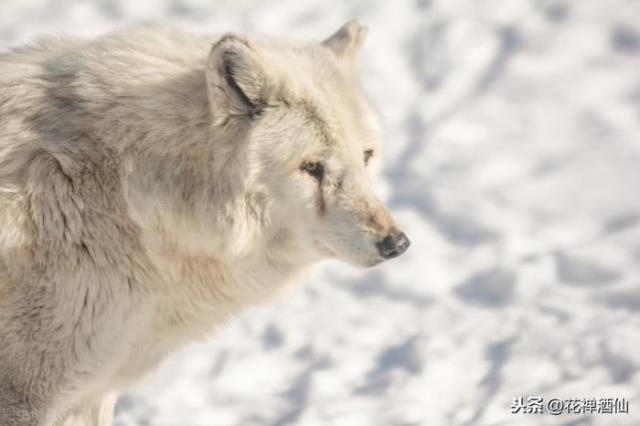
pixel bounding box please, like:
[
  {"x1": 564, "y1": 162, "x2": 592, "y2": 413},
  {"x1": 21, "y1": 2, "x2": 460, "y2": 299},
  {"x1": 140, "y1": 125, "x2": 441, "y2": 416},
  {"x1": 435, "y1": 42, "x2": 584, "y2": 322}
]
[
  {"x1": 143, "y1": 225, "x2": 309, "y2": 318},
  {"x1": 113, "y1": 104, "x2": 304, "y2": 306},
  {"x1": 94, "y1": 66, "x2": 212, "y2": 155},
  {"x1": 87, "y1": 61, "x2": 308, "y2": 314}
]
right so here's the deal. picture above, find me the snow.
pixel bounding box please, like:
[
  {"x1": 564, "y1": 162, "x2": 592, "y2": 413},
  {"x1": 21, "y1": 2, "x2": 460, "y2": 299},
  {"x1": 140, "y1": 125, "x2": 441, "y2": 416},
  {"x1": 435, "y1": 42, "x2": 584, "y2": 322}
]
[{"x1": 2, "y1": 0, "x2": 640, "y2": 425}]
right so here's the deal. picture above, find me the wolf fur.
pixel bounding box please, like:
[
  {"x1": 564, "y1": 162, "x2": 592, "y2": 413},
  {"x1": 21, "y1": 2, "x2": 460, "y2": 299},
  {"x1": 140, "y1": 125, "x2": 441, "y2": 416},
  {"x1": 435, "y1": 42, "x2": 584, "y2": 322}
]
[{"x1": 0, "y1": 21, "x2": 409, "y2": 425}]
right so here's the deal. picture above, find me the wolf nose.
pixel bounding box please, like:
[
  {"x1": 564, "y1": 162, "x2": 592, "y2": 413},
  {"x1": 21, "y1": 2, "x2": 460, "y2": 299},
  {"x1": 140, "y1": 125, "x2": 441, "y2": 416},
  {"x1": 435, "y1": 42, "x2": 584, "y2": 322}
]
[{"x1": 376, "y1": 231, "x2": 411, "y2": 259}]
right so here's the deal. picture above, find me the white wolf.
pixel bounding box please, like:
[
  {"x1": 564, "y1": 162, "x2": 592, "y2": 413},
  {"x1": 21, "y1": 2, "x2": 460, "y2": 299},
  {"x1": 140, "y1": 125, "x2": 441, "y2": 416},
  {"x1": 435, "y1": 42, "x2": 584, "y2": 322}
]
[{"x1": 0, "y1": 20, "x2": 410, "y2": 425}]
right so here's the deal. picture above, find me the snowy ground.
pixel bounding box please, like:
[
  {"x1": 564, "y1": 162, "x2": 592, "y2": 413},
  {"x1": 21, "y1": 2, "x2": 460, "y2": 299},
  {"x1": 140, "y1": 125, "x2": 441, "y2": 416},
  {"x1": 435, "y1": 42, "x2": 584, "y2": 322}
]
[{"x1": 2, "y1": 0, "x2": 640, "y2": 425}]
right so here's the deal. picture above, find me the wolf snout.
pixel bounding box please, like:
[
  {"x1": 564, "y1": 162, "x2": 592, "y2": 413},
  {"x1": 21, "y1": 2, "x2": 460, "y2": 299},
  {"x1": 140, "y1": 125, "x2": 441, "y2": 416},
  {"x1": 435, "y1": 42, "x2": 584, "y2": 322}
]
[{"x1": 376, "y1": 231, "x2": 410, "y2": 259}]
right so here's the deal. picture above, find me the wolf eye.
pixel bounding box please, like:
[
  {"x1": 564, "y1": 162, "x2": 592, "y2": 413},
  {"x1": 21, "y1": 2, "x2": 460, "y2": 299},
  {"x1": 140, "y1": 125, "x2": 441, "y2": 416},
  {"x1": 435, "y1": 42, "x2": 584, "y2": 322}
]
[
  {"x1": 364, "y1": 149, "x2": 374, "y2": 165},
  {"x1": 300, "y1": 161, "x2": 324, "y2": 179}
]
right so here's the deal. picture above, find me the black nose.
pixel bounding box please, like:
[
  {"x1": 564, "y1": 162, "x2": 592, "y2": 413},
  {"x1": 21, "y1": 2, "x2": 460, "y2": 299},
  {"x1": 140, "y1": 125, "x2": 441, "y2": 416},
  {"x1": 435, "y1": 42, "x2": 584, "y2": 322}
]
[{"x1": 376, "y1": 231, "x2": 411, "y2": 259}]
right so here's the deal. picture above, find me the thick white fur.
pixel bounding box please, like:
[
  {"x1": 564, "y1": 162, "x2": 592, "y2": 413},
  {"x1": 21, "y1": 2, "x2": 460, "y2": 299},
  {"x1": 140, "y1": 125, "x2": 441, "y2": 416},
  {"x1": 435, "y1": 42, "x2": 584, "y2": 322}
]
[{"x1": 0, "y1": 21, "x2": 405, "y2": 425}]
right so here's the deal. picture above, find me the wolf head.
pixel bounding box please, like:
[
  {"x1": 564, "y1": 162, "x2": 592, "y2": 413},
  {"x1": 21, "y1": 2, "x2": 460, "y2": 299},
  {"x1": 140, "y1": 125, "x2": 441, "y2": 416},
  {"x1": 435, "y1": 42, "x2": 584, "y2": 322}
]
[{"x1": 201, "y1": 20, "x2": 410, "y2": 267}]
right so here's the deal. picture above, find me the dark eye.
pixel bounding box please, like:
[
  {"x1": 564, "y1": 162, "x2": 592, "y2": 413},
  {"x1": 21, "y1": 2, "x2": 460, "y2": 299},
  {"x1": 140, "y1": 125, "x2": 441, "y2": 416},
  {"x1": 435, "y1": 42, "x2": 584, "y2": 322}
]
[
  {"x1": 300, "y1": 161, "x2": 324, "y2": 179},
  {"x1": 364, "y1": 149, "x2": 374, "y2": 165}
]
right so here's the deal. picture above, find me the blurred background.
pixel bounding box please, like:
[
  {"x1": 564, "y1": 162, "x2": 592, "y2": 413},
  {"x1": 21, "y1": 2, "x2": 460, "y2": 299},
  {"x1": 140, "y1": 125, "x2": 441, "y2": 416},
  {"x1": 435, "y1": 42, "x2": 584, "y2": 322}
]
[{"x1": 2, "y1": 0, "x2": 640, "y2": 425}]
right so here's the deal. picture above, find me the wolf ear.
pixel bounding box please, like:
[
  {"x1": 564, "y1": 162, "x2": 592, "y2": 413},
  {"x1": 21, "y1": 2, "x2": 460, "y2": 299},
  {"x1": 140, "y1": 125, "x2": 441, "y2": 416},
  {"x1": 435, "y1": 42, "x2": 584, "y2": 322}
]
[
  {"x1": 322, "y1": 20, "x2": 368, "y2": 59},
  {"x1": 206, "y1": 34, "x2": 268, "y2": 119}
]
